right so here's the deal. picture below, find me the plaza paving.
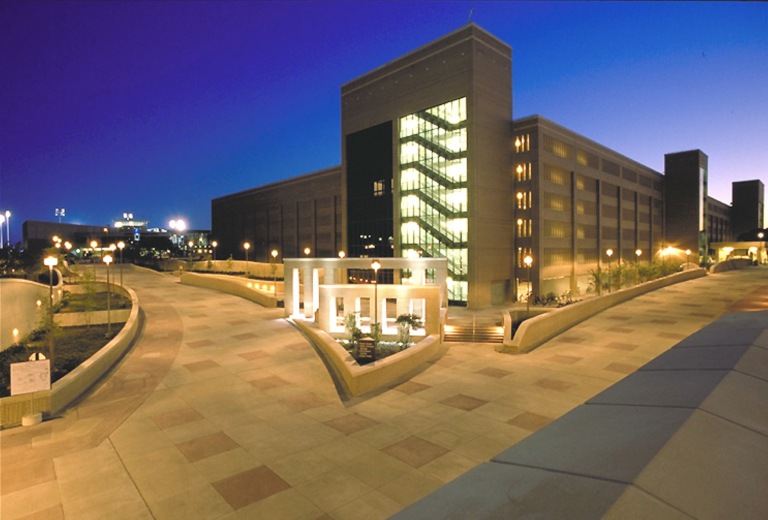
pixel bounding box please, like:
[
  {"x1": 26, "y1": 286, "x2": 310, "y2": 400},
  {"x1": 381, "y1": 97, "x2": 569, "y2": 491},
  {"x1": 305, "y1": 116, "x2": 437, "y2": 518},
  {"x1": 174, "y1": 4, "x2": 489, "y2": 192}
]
[{"x1": 2, "y1": 266, "x2": 768, "y2": 520}]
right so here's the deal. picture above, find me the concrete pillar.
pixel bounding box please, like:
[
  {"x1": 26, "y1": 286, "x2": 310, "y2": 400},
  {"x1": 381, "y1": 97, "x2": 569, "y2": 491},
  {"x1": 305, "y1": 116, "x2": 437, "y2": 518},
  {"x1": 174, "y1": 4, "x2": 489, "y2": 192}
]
[
  {"x1": 303, "y1": 267, "x2": 312, "y2": 318},
  {"x1": 292, "y1": 268, "x2": 300, "y2": 317}
]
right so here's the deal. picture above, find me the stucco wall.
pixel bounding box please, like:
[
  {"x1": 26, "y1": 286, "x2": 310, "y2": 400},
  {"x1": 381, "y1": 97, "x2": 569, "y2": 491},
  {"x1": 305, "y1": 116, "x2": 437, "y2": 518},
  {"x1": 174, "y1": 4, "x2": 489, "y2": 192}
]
[{"x1": 180, "y1": 272, "x2": 278, "y2": 307}]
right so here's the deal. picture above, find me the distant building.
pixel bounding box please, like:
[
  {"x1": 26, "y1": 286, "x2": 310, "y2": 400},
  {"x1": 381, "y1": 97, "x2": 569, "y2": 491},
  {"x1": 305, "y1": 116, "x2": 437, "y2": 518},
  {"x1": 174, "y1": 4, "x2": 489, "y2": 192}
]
[
  {"x1": 212, "y1": 24, "x2": 760, "y2": 307},
  {"x1": 731, "y1": 180, "x2": 764, "y2": 239}
]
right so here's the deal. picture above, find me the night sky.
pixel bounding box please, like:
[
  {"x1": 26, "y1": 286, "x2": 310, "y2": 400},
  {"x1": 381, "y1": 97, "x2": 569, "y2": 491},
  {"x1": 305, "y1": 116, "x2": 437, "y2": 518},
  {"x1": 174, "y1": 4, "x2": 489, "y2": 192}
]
[{"x1": 1, "y1": 1, "x2": 766, "y2": 243}]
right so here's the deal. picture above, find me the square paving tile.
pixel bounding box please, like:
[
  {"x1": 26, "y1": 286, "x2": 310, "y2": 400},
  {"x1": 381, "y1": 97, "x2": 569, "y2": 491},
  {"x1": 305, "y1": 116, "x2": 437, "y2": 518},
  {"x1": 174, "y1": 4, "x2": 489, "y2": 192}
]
[
  {"x1": 325, "y1": 414, "x2": 380, "y2": 435},
  {"x1": 507, "y1": 411, "x2": 554, "y2": 432},
  {"x1": 232, "y1": 332, "x2": 259, "y2": 340},
  {"x1": 188, "y1": 313, "x2": 209, "y2": 318},
  {"x1": 608, "y1": 327, "x2": 634, "y2": 334},
  {"x1": 549, "y1": 354, "x2": 581, "y2": 365},
  {"x1": 604, "y1": 362, "x2": 636, "y2": 374},
  {"x1": 250, "y1": 375, "x2": 290, "y2": 390},
  {"x1": 690, "y1": 312, "x2": 716, "y2": 318},
  {"x1": 392, "y1": 381, "x2": 431, "y2": 394},
  {"x1": 285, "y1": 342, "x2": 311, "y2": 351},
  {"x1": 532, "y1": 378, "x2": 576, "y2": 392},
  {"x1": 429, "y1": 357, "x2": 463, "y2": 367},
  {"x1": 176, "y1": 432, "x2": 240, "y2": 462},
  {"x1": 558, "y1": 336, "x2": 585, "y2": 344},
  {"x1": 657, "y1": 332, "x2": 687, "y2": 340},
  {"x1": 604, "y1": 342, "x2": 638, "y2": 351},
  {"x1": 212, "y1": 466, "x2": 291, "y2": 510},
  {"x1": 184, "y1": 360, "x2": 219, "y2": 372},
  {"x1": 282, "y1": 393, "x2": 330, "y2": 412},
  {"x1": 227, "y1": 319, "x2": 249, "y2": 325},
  {"x1": 152, "y1": 408, "x2": 205, "y2": 430},
  {"x1": 239, "y1": 350, "x2": 270, "y2": 361},
  {"x1": 606, "y1": 316, "x2": 631, "y2": 321},
  {"x1": 440, "y1": 394, "x2": 488, "y2": 412},
  {"x1": 651, "y1": 319, "x2": 677, "y2": 325},
  {"x1": 187, "y1": 339, "x2": 215, "y2": 349},
  {"x1": 476, "y1": 367, "x2": 513, "y2": 379},
  {"x1": 382, "y1": 436, "x2": 449, "y2": 468},
  {"x1": 188, "y1": 324, "x2": 211, "y2": 331}
]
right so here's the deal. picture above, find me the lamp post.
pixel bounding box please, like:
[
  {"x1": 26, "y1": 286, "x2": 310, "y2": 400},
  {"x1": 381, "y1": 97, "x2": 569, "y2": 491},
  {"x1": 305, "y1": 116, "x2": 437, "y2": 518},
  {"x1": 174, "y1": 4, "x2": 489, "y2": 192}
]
[
  {"x1": 685, "y1": 249, "x2": 691, "y2": 268},
  {"x1": 212, "y1": 241, "x2": 218, "y2": 262},
  {"x1": 244, "y1": 242, "x2": 250, "y2": 278},
  {"x1": 606, "y1": 249, "x2": 614, "y2": 293},
  {"x1": 103, "y1": 255, "x2": 113, "y2": 336},
  {"x1": 117, "y1": 241, "x2": 125, "y2": 287},
  {"x1": 371, "y1": 260, "x2": 381, "y2": 335},
  {"x1": 5, "y1": 210, "x2": 10, "y2": 247},
  {"x1": 271, "y1": 249, "x2": 278, "y2": 297},
  {"x1": 0, "y1": 214, "x2": 4, "y2": 248},
  {"x1": 635, "y1": 249, "x2": 642, "y2": 285},
  {"x1": 44, "y1": 256, "x2": 58, "y2": 363},
  {"x1": 304, "y1": 247, "x2": 311, "y2": 257},
  {"x1": 90, "y1": 240, "x2": 98, "y2": 279},
  {"x1": 759, "y1": 233, "x2": 765, "y2": 264},
  {"x1": 524, "y1": 255, "x2": 533, "y2": 316}
]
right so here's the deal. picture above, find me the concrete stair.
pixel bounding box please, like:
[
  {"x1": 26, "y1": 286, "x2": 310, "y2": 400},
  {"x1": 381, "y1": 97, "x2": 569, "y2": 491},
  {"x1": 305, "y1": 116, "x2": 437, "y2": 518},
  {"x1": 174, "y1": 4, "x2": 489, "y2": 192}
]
[{"x1": 444, "y1": 325, "x2": 504, "y2": 344}]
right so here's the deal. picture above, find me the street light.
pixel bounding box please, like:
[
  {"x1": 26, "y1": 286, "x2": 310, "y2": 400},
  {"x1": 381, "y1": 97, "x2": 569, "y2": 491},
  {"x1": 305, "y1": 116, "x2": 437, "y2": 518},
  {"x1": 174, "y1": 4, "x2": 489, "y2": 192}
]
[
  {"x1": 685, "y1": 249, "x2": 691, "y2": 268},
  {"x1": 635, "y1": 249, "x2": 642, "y2": 285},
  {"x1": 44, "y1": 256, "x2": 58, "y2": 363},
  {"x1": 606, "y1": 249, "x2": 614, "y2": 293},
  {"x1": 523, "y1": 255, "x2": 533, "y2": 315},
  {"x1": 304, "y1": 247, "x2": 311, "y2": 256},
  {"x1": 338, "y1": 251, "x2": 345, "y2": 259},
  {"x1": 0, "y1": 214, "x2": 4, "y2": 248},
  {"x1": 271, "y1": 249, "x2": 278, "y2": 297},
  {"x1": 244, "y1": 242, "x2": 251, "y2": 278},
  {"x1": 212, "y1": 241, "x2": 218, "y2": 262},
  {"x1": 117, "y1": 241, "x2": 125, "y2": 287},
  {"x1": 103, "y1": 255, "x2": 113, "y2": 336},
  {"x1": 371, "y1": 260, "x2": 381, "y2": 335},
  {"x1": 5, "y1": 210, "x2": 10, "y2": 247}
]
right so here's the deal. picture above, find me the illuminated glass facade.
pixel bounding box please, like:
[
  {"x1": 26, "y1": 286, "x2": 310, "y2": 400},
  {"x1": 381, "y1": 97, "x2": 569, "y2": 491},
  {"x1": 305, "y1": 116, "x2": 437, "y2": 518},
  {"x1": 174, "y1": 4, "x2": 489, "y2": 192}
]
[{"x1": 399, "y1": 97, "x2": 468, "y2": 302}]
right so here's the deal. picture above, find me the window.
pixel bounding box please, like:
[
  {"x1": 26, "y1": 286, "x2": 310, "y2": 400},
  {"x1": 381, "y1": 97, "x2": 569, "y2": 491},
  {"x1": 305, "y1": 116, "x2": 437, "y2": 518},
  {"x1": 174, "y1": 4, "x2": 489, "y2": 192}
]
[
  {"x1": 576, "y1": 174, "x2": 597, "y2": 193},
  {"x1": 515, "y1": 163, "x2": 532, "y2": 181},
  {"x1": 373, "y1": 180, "x2": 386, "y2": 196},
  {"x1": 515, "y1": 134, "x2": 531, "y2": 152},
  {"x1": 543, "y1": 163, "x2": 569, "y2": 186},
  {"x1": 517, "y1": 191, "x2": 532, "y2": 210},
  {"x1": 517, "y1": 218, "x2": 532, "y2": 238},
  {"x1": 602, "y1": 159, "x2": 620, "y2": 176},
  {"x1": 576, "y1": 199, "x2": 597, "y2": 216},
  {"x1": 543, "y1": 134, "x2": 573, "y2": 160},
  {"x1": 517, "y1": 246, "x2": 533, "y2": 268},
  {"x1": 544, "y1": 220, "x2": 571, "y2": 239},
  {"x1": 543, "y1": 248, "x2": 572, "y2": 267},
  {"x1": 543, "y1": 192, "x2": 570, "y2": 212},
  {"x1": 576, "y1": 149, "x2": 600, "y2": 169}
]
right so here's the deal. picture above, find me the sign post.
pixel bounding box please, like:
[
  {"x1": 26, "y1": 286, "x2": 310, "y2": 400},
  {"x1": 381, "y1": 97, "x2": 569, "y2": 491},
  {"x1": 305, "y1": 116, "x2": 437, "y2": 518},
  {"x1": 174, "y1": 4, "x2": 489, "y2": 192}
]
[{"x1": 11, "y1": 357, "x2": 51, "y2": 426}]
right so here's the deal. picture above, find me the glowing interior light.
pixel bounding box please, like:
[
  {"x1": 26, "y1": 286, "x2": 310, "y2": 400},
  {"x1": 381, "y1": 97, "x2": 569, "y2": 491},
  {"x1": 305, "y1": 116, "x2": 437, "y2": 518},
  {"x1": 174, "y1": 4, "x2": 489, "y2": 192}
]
[
  {"x1": 516, "y1": 164, "x2": 523, "y2": 174},
  {"x1": 446, "y1": 160, "x2": 466, "y2": 179},
  {"x1": 517, "y1": 219, "x2": 523, "y2": 225},
  {"x1": 405, "y1": 195, "x2": 419, "y2": 208},
  {"x1": 447, "y1": 135, "x2": 462, "y2": 151},
  {"x1": 515, "y1": 137, "x2": 521, "y2": 149},
  {"x1": 447, "y1": 219, "x2": 468, "y2": 233},
  {"x1": 407, "y1": 249, "x2": 419, "y2": 259}
]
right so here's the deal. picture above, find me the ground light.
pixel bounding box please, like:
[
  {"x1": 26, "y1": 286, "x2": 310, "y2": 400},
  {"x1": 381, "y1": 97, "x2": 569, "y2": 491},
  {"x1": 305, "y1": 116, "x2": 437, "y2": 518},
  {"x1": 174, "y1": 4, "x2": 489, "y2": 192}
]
[{"x1": 44, "y1": 256, "x2": 58, "y2": 362}]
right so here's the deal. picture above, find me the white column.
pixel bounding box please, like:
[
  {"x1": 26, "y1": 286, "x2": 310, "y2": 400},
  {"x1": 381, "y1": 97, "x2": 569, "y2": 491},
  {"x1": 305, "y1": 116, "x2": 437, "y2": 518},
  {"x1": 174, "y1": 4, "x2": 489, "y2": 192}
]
[
  {"x1": 303, "y1": 267, "x2": 312, "y2": 318},
  {"x1": 292, "y1": 268, "x2": 300, "y2": 317}
]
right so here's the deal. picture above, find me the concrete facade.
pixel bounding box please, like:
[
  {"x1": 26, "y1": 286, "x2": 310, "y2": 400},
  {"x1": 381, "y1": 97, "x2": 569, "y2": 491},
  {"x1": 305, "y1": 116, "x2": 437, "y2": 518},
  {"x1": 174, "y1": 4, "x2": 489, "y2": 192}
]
[{"x1": 732, "y1": 179, "x2": 765, "y2": 239}]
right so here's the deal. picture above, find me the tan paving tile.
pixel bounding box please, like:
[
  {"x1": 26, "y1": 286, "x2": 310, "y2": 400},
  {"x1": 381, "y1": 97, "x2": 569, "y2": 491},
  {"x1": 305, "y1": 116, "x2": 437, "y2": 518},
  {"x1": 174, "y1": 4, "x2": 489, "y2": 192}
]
[
  {"x1": 236, "y1": 488, "x2": 322, "y2": 520},
  {"x1": 148, "y1": 485, "x2": 233, "y2": 520},
  {"x1": 293, "y1": 468, "x2": 373, "y2": 512},
  {"x1": 475, "y1": 367, "x2": 513, "y2": 379},
  {"x1": 192, "y1": 447, "x2": 262, "y2": 482},
  {"x1": 13, "y1": 505, "x2": 65, "y2": 520},
  {"x1": 249, "y1": 375, "x2": 290, "y2": 390},
  {"x1": 184, "y1": 360, "x2": 219, "y2": 372},
  {"x1": 212, "y1": 466, "x2": 290, "y2": 510},
  {"x1": 282, "y1": 393, "x2": 332, "y2": 412},
  {"x1": 507, "y1": 411, "x2": 555, "y2": 432},
  {"x1": 439, "y1": 394, "x2": 488, "y2": 411},
  {"x1": 151, "y1": 407, "x2": 205, "y2": 430},
  {"x1": 324, "y1": 414, "x2": 380, "y2": 435},
  {"x1": 175, "y1": 431, "x2": 240, "y2": 463},
  {"x1": 532, "y1": 378, "x2": 577, "y2": 392},
  {"x1": 381, "y1": 436, "x2": 450, "y2": 468},
  {"x1": 329, "y1": 490, "x2": 402, "y2": 520},
  {"x1": 391, "y1": 381, "x2": 431, "y2": 394}
]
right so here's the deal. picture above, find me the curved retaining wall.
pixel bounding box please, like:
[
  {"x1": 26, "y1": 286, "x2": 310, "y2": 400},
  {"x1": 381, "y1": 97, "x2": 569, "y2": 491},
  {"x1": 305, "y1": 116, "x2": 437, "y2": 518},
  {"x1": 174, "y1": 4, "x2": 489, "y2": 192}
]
[
  {"x1": 502, "y1": 268, "x2": 707, "y2": 354},
  {"x1": 0, "y1": 270, "x2": 63, "y2": 351},
  {"x1": 0, "y1": 283, "x2": 141, "y2": 428},
  {"x1": 710, "y1": 258, "x2": 752, "y2": 273},
  {"x1": 293, "y1": 319, "x2": 442, "y2": 397},
  {"x1": 180, "y1": 272, "x2": 278, "y2": 308}
]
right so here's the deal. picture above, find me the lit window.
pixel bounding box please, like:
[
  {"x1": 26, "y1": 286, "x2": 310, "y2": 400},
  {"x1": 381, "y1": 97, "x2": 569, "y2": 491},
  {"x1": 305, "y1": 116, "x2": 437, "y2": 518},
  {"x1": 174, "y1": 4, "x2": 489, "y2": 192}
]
[{"x1": 373, "y1": 180, "x2": 386, "y2": 197}]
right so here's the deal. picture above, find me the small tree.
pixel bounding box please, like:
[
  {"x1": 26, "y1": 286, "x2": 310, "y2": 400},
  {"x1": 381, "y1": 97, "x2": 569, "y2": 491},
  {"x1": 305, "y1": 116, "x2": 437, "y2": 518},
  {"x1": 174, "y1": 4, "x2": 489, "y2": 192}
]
[
  {"x1": 225, "y1": 255, "x2": 233, "y2": 272},
  {"x1": 395, "y1": 314, "x2": 422, "y2": 351},
  {"x1": 206, "y1": 257, "x2": 214, "y2": 270},
  {"x1": 81, "y1": 268, "x2": 97, "y2": 328},
  {"x1": 587, "y1": 267, "x2": 606, "y2": 295},
  {"x1": 345, "y1": 313, "x2": 363, "y2": 355}
]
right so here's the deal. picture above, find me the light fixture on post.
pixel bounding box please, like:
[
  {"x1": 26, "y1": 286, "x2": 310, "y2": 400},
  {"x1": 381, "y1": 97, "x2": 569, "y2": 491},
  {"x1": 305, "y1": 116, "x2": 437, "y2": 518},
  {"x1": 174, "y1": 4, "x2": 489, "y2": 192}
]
[
  {"x1": 371, "y1": 260, "x2": 381, "y2": 336},
  {"x1": 271, "y1": 249, "x2": 278, "y2": 297},
  {"x1": 244, "y1": 242, "x2": 251, "y2": 278},
  {"x1": 5, "y1": 210, "x2": 10, "y2": 247},
  {"x1": 117, "y1": 242, "x2": 125, "y2": 287},
  {"x1": 212, "y1": 241, "x2": 218, "y2": 262},
  {"x1": 0, "y1": 214, "x2": 4, "y2": 248},
  {"x1": 606, "y1": 249, "x2": 614, "y2": 293},
  {"x1": 90, "y1": 240, "x2": 99, "y2": 278},
  {"x1": 685, "y1": 249, "x2": 691, "y2": 268},
  {"x1": 103, "y1": 255, "x2": 113, "y2": 336},
  {"x1": 524, "y1": 255, "x2": 533, "y2": 316},
  {"x1": 635, "y1": 249, "x2": 642, "y2": 285},
  {"x1": 304, "y1": 247, "x2": 311, "y2": 257},
  {"x1": 44, "y1": 256, "x2": 58, "y2": 363},
  {"x1": 338, "y1": 251, "x2": 345, "y2": 259}
]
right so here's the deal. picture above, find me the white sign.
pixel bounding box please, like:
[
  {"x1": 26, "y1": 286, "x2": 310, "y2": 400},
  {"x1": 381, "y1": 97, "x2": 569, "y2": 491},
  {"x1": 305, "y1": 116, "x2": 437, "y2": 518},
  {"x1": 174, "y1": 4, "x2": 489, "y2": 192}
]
[{"x1": 10, "y1": 360, "x2": 51, "y2": 396}]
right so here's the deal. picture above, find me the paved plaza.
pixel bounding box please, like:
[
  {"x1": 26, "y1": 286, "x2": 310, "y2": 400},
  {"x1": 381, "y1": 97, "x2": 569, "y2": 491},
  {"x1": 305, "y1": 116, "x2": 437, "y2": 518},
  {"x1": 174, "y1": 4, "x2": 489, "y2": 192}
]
[{"x1": 2, "y1": 266, "x2": 768, "y2": 520}]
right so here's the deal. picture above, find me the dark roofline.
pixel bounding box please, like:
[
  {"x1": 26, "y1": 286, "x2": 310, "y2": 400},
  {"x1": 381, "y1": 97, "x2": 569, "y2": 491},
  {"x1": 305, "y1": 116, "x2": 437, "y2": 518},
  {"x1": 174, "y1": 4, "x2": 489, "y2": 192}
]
[{"x1": 212, "y1": 165, "x2": 341, "y2": 203}]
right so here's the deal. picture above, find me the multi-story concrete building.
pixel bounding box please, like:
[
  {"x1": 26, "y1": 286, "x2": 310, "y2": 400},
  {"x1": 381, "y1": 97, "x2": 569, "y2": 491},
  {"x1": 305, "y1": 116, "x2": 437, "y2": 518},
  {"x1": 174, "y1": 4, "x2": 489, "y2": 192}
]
[
  {"x1": 211, "y1": 23, "x2": 759, "y2": 308},
  {"x1": 731, "y1": 180, "x2": 764, "y2": 239}
]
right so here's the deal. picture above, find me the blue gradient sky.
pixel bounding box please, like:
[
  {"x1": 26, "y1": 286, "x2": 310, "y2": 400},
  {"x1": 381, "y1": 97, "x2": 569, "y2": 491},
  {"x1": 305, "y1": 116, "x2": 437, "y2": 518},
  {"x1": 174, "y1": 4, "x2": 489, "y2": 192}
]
[{"x1": 1, "y1": 1, "x2": 766, "y2": 242}]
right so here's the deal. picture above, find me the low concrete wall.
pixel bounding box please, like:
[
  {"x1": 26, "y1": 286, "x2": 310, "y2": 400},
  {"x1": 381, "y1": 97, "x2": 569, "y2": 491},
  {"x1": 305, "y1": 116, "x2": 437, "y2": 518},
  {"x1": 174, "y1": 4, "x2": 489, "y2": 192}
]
[
  {"x1": 502, "y1": 269, "x2": 707, "y2": 354},
  {"x1": 55, "y1": 283, "x2": 132, "y2": 326},
  {"x1": 0, "y1": 270, "x2": 63, "y2": 351},
  {"x1": 710, "y1": 258, "x2": 752, "y2": 273},
  {"x1": 293, "y1": 320, "x2": 442, "y2": 397},
  {"x1": 180, "y1": 272, "x2": 278, "y2": 308},
  {"x1": 159, "y1": 259, "x2": 284, "y2": 280},
  {"x1": 0, "y1": 283, "x2": 141, "y2": 428}
]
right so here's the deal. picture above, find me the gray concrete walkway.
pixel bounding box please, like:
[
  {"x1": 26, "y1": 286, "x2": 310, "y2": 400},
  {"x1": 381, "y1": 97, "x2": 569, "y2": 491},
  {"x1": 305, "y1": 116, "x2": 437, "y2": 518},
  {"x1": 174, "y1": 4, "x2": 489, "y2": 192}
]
[{"x1": 2, "y1": 266, "x2": 767, "y2": 520}]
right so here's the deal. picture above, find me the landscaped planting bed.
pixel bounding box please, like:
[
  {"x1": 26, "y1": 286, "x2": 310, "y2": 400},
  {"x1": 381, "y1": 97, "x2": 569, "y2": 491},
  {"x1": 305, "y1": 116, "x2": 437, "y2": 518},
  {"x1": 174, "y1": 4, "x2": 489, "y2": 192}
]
[{"x1": 0, "y1": 324, "x2": 126, "y2": 398}]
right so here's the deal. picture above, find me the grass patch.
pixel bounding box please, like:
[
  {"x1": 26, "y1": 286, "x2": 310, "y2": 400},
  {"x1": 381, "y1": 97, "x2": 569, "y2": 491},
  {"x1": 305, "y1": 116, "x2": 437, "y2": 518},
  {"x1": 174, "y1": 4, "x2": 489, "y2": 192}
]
[
  {"x1": 58, "y1": 291, "x2": 131, "y2": 313},
  {"x1": 337, "y1": 340, "x2": 409, "y2": 365},
  {"x1": 0, "y1": 324, "x2": 126, "y2": 398}
]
